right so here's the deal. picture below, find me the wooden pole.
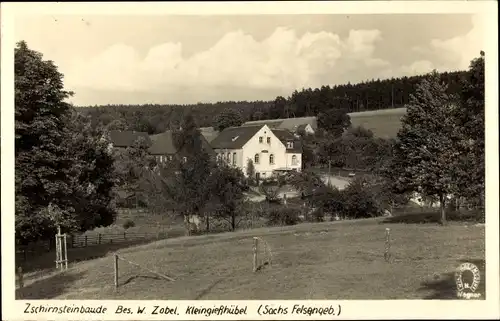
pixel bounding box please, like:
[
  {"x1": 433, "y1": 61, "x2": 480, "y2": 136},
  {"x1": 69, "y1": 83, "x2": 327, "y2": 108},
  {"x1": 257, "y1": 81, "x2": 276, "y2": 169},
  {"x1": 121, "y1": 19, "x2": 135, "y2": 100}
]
[
  {"x1": 253, "y1": 237, "x2": 258, "y2": 272},
  {"x1": 384, "y1": 228, "x2": 391, "y2": 263},
  {"x1": 17, "y1": 267, "x2": 24, "y2": 289},
  {"x1": 63, "y1": 234, "x2": 68, "y2": 270},
  {"x1": 55, "y1": 233, "x2": 59, "y2": 269},
  {"x1": 114, "y1": 254, "x2": 119, "y2": 289}
]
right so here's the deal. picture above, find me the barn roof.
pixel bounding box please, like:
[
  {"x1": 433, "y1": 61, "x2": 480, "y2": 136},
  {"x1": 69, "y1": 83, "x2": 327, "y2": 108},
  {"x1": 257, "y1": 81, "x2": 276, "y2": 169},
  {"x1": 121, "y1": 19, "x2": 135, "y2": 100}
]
[
  {"x1": 210, "y1": 125, "x2": 263, "y2": 150},
  {"x1": 108, "y1": 130, "x2": 151, "y2": 148}
]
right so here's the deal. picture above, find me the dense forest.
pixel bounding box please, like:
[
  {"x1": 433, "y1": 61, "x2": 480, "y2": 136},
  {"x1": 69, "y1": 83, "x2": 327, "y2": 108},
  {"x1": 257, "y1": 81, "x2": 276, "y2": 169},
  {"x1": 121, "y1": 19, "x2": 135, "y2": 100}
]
[{"x1": 78, "y1": 71, "x2": 467, "y2": 134}]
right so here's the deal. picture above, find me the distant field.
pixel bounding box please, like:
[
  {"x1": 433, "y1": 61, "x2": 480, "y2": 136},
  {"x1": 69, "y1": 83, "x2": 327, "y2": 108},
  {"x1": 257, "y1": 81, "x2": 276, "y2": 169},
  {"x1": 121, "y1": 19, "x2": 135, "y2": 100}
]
[
  {"x1": 348, "y1": 107, "x2": 407, "y2": 139},
  {"x1": 17, "y1": 218, "x2": 485, "y2": 300}
]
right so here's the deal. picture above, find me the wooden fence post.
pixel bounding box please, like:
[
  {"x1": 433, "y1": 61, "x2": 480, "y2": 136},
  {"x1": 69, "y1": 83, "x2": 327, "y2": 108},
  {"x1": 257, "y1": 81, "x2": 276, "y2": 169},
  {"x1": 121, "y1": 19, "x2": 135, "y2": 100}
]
[
  {"x1": 253, "y1": 237, "x2": 258, "y2": 272},
  {"x1": 124, "y1": 232, "x2": 127, "y2": 240},
  {"x1": 98, "y1": 234, "x2": 102, "y2": 245},
  {"x1": 384, "y1": 228, "x2": 391, "y2": 263},
  {"x1": 85, "y1": 235, "x2": 88, "y2": 247},
  {"x1": 63, "y1": 234, "x2": 68, "y2": 270},
  {"x1": 114, "y1": 254, "x2": 119, "y2": 290},
  {"x1": 17, "y1": 267, "x2": 24, "y2": 289}
]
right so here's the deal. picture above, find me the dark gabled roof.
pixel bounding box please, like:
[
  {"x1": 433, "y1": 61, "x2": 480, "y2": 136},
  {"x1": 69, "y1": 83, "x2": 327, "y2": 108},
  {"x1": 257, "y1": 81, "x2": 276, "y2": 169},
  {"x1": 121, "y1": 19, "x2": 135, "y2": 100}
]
[
  {"x1": 148, "y1": 131, "x2": 177, "y2": 155},
  {"x1": 148, "y1": 130, "x2": 215, "y2": 156},
  {"x1": 108, "y1": 130, "x2": 151, "y2": 148},
  {"x1": 271, "y1": 129, "x2": 302, "y2": 153},
  {"x1": 210, "y1": 125, "x2": 263, "y2": 149}
]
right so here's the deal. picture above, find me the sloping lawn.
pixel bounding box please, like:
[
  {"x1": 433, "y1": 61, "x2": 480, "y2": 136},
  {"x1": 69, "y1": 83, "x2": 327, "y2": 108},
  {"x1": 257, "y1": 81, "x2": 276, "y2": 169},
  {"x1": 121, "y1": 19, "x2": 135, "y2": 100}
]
[{"x1": 16, "y1": 218, "x2": 485, "y2": 300}]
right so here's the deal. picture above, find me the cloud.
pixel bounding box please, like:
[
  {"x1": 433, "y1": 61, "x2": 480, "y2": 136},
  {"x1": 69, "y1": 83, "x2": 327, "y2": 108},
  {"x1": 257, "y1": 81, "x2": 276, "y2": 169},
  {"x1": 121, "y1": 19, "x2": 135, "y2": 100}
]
[
  {"x1": 405, "y1": 14, "x2": 484, "y2": 74},
  {"x1": 63, "y1": 26, "x2": 390, "y2": 103},
  {"x1": 58, "y1": 14, "x2": 483, "y2": 105},
  {"x1": 400, "y1": 60, "x2": 435, "y2": 75}
]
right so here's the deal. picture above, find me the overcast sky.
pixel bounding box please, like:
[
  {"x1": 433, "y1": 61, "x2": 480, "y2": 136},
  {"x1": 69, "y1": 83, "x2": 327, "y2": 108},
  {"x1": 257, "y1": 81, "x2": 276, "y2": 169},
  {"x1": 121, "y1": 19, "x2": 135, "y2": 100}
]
[{"x1": 14, "y1": 14, "x2": 484, "y2": 106}]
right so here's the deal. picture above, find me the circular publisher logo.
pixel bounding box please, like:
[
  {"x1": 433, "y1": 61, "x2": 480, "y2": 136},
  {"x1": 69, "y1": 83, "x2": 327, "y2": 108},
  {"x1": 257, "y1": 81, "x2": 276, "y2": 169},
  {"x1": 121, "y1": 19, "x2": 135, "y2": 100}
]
[{"x1": 455, "y1": 262, "x2": 481, "y2": 299}]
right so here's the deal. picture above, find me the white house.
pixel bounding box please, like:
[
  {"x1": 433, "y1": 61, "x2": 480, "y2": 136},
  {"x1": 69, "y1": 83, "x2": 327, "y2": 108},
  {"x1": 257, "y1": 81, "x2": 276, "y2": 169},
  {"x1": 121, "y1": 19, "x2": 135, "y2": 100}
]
[{"x1": 209, "y1": 125, "x2": 302, "y2": 181}]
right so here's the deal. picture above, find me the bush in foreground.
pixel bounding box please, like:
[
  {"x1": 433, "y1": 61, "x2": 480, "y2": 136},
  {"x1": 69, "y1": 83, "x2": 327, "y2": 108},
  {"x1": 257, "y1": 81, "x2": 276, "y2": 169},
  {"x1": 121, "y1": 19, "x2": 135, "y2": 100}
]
[
  {"x1": 266, "y1": 207, "x2": 301, "y2": 226},
  {"x1": 122, "y1": 219, "x2": 136, "y2": 229}
]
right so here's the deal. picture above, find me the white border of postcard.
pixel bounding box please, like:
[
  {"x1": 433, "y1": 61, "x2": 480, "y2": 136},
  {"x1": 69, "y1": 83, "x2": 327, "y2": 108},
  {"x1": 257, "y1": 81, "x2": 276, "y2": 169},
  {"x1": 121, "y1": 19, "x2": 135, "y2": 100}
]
[{"x1": 2, "y1": 1, "x2": 499, "y2": 320}]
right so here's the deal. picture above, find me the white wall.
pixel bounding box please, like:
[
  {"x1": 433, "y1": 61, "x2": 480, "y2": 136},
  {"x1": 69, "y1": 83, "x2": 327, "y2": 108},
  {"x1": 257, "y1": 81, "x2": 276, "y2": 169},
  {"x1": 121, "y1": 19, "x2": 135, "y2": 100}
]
[
  {"x1": 241, "y1": 125, "x2": 289, "y2": 179},
  {"x1": 213, "y1": 125, "x2": 303, "y2": 179},
  {"x1": 285, "y1": 153, "x2": 302, "y2": 171},
  {"x1": 214, "y1": 148, "x2": 244, "y2": 169}
]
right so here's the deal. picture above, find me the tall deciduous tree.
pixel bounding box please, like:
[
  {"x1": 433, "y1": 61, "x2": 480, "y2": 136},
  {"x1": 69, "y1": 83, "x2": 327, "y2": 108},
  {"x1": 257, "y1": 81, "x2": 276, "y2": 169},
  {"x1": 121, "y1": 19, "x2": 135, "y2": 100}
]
[
  {"x1": 156, "y1": 113, "x2": 214, "y2": 234},
  {"x1": 15, "y1": 40, "x2": 78, "y2": 243},
  {"x1": 113, "y1": 136, "x2": 153, "y2": 208},
  {"x1": 209, "y1": 162, "x2": 248, "y2": 231},
  {"x1": 15, "y1": 41, "x2": 116, "y2": 243},
  {"x1": 213, "y1": 108, "x2": 244, "y2": 131},
  {"x1": 388, "y1": 71, "x2": 457, "y2": 225},
  {"x1": 65, "y1": 112, "x2": 117, "y2": 230},
  {"x1": 453, "y1": 52, "x2": 485, "y2": 214},
  {"x1": 317, "y1": 108, "x2": 351, "y2": 137}
]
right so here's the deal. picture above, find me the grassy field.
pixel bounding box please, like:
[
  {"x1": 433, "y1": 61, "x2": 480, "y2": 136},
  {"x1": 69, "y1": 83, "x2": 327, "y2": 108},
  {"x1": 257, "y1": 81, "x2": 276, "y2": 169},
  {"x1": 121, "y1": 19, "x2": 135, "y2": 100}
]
[
  {"x1": 16, "y1": 217, "x2": 485, "y2": 300},
  {"x1": 348, "y1": 107, "x2": 407, "y2": 139}
]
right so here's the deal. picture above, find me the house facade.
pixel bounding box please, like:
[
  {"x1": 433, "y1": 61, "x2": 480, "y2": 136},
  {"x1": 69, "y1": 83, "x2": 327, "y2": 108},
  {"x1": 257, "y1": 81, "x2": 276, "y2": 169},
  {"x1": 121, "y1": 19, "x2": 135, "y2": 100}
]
[{"x1": 209, "y1": 125, "x2": 302, "y2": 181}]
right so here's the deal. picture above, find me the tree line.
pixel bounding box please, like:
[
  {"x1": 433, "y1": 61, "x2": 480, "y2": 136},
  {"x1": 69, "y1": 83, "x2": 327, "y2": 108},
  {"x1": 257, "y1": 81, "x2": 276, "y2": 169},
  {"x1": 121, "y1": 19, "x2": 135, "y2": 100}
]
[{"x1": 78, "y1": 71, "x2": 467, "y2": 135}]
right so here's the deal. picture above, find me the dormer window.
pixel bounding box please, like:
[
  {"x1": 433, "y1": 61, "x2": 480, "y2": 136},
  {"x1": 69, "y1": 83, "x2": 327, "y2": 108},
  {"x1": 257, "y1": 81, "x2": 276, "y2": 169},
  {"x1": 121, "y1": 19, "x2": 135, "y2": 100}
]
[
  {"x1": 287, "y1": 141, "x2": 294, "y2": 149},
  {"x1": 259, "y1": 137, "x2": 263, "y2": 143}
]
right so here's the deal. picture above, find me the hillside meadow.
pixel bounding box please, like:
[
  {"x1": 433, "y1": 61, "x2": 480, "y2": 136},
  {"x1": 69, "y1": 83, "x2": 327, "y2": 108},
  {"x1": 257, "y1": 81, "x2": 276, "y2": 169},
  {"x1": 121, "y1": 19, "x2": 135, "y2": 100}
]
[{"x1": 16, "y1": 217, "x2": 485, "y2": 300}]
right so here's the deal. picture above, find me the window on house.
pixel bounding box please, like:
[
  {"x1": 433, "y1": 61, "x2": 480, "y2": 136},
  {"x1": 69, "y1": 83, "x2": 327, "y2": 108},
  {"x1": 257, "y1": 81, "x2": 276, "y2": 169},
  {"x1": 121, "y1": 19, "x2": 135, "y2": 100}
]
[
  {"x1": 227, "y1": 153, "x2": 231, "y2": 163},
  {"x1": 254, "y1": 154, "x2": 260, "y2": 164},
  {"x1": 183, "y1": 156, "x2": 187, "y2": 163},
  {"x1": 160, "y1": 155, "x2": 164, "y2": 163},
  {"x1": 169, "y1": 155, "x2": 173, "y2": 161},
  {"x1": 269, "y1": 154, "x2": 274, "y2": 164},
  {"x1": 287, "y1": 141, "x2": 294, "y2": 149},
  {"x1": 292, "y1": 155, "x2": 298, "y2": 165},
  {"x1": 259, "y1": 137, "x2": 263, "y2": 143},
  {"x1": 232, "y1": 152, "x2": 236, "y2": 165},
  {"x1": 267, "y1": 137, "x2": 271, "y2": 144}
]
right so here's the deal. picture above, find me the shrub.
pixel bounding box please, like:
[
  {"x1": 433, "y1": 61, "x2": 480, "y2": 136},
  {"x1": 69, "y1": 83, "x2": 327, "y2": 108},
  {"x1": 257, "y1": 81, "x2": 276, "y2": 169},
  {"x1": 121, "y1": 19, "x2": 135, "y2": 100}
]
[
  {"x1": 338, "y1": 178, "x2": 381, "y2": 219},
  {"x1": 122, "y1": 219, "x2": 135, "y2": 229},
  {"x1": 310, "y1": 207, "x2": 325, "y2": 222},
  {"x1": 381, "y1": 209, "x2": 484, "y2": 224},
  {"x1": 266, "y1": 206, "x2": 300, "y2": 226}
]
